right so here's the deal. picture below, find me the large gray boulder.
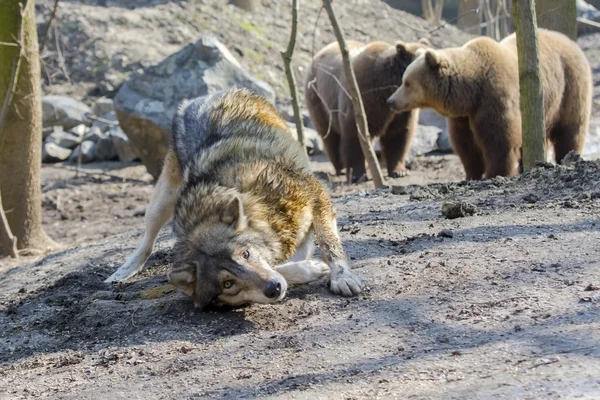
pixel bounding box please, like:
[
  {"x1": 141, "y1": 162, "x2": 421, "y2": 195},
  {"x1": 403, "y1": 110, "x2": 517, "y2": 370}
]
[
  {"x1": 114, "y1": 36, "x2": 276, "y2": 178},
  {"x1": 374, "y1": 125, "x2": 441, "y2": 161},
  {"x1": 42, "y1": 143, "x2": 72, "y2": 163},
  {"x1": 42, "y1": 96, "x2": 92, "y2": 130},
  {"x1": 285, "y1": 122, "x2": 324, "y2": 155}
]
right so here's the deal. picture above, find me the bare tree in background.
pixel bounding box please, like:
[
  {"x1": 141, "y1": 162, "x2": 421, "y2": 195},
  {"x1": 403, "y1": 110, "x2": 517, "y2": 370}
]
[
  {"x1": 281, "y1": 0, "x2": 305, "y2": 155},
  {"x1": 0, "y1": 0, "x2": 57, "y2": 257},
  {"x1": 421, "y1": 0, "x2": 445, "y2": 25},
  {"x1": 535, "y1": 0, "x2": 577, "y2": 40},
  {"x1": 513, "y1": 0, "x2": 547, "y2": 170},
  {"x1": 458, "y1": 0, "x2": 483, "y2": 34},
  {"x1": 321, "y1": 0, "x2": 385, "y2": 188}
]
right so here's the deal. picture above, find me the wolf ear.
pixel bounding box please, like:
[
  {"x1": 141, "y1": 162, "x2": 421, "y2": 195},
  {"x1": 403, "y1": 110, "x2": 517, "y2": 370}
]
[
  {"x1": 424, "y1": 50, "x2": 448, "y2": 70},
  {"x1": 220, "y1": 196, "x2": 247, "y2": 231},
  {"x1": 168, "y1": 264, "x2": 196, "y2": 297},
  {"x1": 418, "y1": 38, "x2": 431, "y2": 47}
]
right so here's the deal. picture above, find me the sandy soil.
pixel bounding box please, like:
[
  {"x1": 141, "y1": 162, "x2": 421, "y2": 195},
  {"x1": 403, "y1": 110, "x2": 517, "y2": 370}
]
[{"x1": 1, "y1": 155, "x2": 600, "y2": 399}]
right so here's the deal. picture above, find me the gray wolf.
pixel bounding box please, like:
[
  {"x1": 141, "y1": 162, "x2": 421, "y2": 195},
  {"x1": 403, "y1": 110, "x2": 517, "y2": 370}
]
[{"x1": 105, "y1": 88, "x2": 361, "y2": 308}]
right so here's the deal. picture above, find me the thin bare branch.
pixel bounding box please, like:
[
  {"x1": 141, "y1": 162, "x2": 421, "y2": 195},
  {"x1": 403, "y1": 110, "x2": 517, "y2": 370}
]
[
  {"x1": 40, "y1": 0, "x2": 60, "y2": 54},
  {"x1": 281, "y1": 0, "x2": 305, "y2": 153},
  {"x1": 322, "y1": 0, "x2": 385, "y2": 188}
]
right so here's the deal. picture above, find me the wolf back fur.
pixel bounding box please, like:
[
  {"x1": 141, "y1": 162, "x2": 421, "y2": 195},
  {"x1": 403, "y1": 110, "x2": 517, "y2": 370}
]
[{"x1": 105, "y1": 88, "x2": 361, "y2": 308}]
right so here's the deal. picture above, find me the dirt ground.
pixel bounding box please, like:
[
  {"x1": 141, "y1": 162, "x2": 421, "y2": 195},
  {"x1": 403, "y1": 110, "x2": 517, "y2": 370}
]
[{"x1": 1, "y1": 154, "x2": 600, "y2": 399}]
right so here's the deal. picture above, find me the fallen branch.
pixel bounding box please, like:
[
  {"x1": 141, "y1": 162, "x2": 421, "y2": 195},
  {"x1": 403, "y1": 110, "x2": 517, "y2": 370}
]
[
  {"x1": 322, "y1": 0, "x2": 384, "y2": 188},
  {"x1": 281, "y1": 0, "x2": 305, "y2": 153}
]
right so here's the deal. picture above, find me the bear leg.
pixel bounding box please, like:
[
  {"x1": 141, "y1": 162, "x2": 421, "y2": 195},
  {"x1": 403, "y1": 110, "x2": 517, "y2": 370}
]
[
  {"x1": 550, "y1": 123, "x2": 586, "y2": 164},
  {"x1": 340, "y1": 114, "x2": 367, "y2": 183},
  {"x1": 448, "y1": 117, "x2": 485, "y2": 180},
  {"x1": 379, "y1": 110, "x2": 418, "y2": 178}
]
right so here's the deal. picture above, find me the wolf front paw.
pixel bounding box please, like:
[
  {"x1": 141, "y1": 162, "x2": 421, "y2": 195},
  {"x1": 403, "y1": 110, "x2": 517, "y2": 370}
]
[{"x1": 330, "y1": 270, "x2": 362, "y2": 297}]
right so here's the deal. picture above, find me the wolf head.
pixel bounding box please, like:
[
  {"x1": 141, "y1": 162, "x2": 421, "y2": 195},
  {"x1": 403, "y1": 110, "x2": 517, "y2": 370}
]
[{"x1": 168, "y1": 185, "x2": 287, "y2": 309}]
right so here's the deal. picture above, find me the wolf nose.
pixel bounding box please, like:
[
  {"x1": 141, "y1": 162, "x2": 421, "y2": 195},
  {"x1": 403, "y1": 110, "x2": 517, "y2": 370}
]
[{"x1": 264, "y1": 280, "x2": 282, "y2": 299}]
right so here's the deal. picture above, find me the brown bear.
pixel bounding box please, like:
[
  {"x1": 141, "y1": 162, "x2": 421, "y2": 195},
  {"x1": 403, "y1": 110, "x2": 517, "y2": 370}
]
[
  {"x1": 305, "y1": 38, "x2": 430, "y2": 182},
  {"x1": 386, "y1": 29, "x2": 592, "y2": 180}
]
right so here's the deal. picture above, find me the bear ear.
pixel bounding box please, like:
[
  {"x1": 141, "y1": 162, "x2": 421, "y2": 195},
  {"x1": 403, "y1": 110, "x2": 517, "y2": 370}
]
[
  {"x1": 395, "y1": 41, "x2": 409, "y2": 56},
  {"x1": 418, "y1": 38, "x2": 431, "y2": 47},
  {"x1": 424, "y1": 50, "x2": 448, "y2": 70}
]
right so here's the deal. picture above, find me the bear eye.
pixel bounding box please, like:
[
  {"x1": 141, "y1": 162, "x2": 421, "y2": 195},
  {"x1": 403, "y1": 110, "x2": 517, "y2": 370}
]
[
  {"x1": 404, "y1": 81, "x2": 411, "y2": 88},
  {"x1": 242, "y1": 250, "x2": 250, "y2": 260},
  {"x1": 223, "y1": 280, "x2": 234, "y2": 289}
]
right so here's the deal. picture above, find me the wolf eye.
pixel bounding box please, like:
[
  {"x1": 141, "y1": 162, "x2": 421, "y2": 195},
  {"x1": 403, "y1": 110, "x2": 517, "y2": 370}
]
[
  {"x1": 242, "y1": 250, "x2": 250, "y2": 259},
  {"x1": 223, "y1": 280, "x2": 234, "y2": 289}
]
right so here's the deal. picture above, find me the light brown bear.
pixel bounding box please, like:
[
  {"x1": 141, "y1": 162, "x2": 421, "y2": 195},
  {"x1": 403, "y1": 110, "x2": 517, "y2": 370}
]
[
  {"x1": 305, "y1": 38, "x2": 430, "y2": 182},
  {"x1": 386, "y1": 29, "x2": 592, "y2": 180}
]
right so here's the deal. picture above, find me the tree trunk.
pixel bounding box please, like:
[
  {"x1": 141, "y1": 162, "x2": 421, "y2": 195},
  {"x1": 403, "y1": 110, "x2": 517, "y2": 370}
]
[
  {"x1": 513, "y1": 0, "x2": 547, "y2": 171},
  {"x1": 535, "y1": 0, "x2": 577, "y2": 40},
  {"x1": 322, "y1": 0, "x2": 385, "y2": 188},
  {"x1": 421, "y1": 0, "x2": 433, "y2": 21},
  {"x1": 458, "y1": 0, "x2": 482, "y2": 34},
  {"x1": 0, "y1": 0, "x2": 56, "y2": 255}
]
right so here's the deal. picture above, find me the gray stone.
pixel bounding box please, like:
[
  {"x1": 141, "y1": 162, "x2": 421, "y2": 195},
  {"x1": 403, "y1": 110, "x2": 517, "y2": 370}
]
[
  {"x1": 114, "y1": 36, "x2": 275, "y2": 178},
  {"x1": 69, "y1": 141, "x2": 97, "y2": 163},
  {"x1": 110, "y1": 126, "x2": 140, "y2": 162},
  {"x1": 83, "y1": 126, "x2": 105, "y2": 143},
  {"x1": 436, "y1": 130, "x2": 453, "y2": 153},
  {"x1": 95, "y1": 134, "x2": 118, "y2": 161},
  {"x1": 285, "y1": 122, "x2": 324, "y2": 155},
  {"x1": 374, "y1": 125, "x2": 441, "y2": 161},
  {"x1": 46, "y1": 130, "x2": 83, "y2": 150},
  {"x1": 42, "y1": 126, "x2": 61, "y2": 140},
  {"x1": 42, "y1": 95, "x2": 92, "y2": 130},
  {"x1": 418, "y1": 108, "x2": 447, "y2": 130},
  {"x1": 279, "y1": 105, "x2": 315, "y2": 130},
  {"x1": 92, "y1": 97, "x2": 114, "y2": 116},
  {"x1": 92, "y1": 111, "x2": 119, "y2": 133},
  {"x1": 69, "y1": 124, "x2": 89, "y2": 139},
  {"x1": 42, "y1": 142, "x2": 72, "y2": 163}
]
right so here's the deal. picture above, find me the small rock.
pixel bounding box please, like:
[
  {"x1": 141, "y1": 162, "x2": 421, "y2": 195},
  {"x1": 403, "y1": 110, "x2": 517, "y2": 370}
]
[
  {"x1": 532, "y1": 264, "x2": 546, "y2": 272},
  {"x1": 410, "y1": 188, "x2": 430, "y2": 201},
  {"x1": 95, "y1": 134, "x2": 118, "y2": 161},
  {"x1": 441, "y1": 201, "x2": 477, "y2": 219},
  {"x1": 110, "y1": 126, "x2": 139, "y2": 162},
  {"x1": 42, "y1": 126, "x2": 61, "y2": 139},
  {"x1": 436, "y1": 130, "x2": 452, "y2": 153},
  {"x1": 83, "y1": 126, "x2": 104, "y2": 143},
  {"x1": 92, "y1": 97, "x2": 114, "y2": 116},
  {"x1": 523, "y1": 193, "x2": 539, "y2": 204},
  {"x1": 535, "y1": 161, "x2": 555, "y2": 169},
  {"x1": 92, "y1": 111, "x2": 119, "y2": 133},
  {"x1": 46, "y1": 130, "x2": 83, "y2": 150},
  {"x1": 562, "y1": 200, "x2": 579, "y2": 209},
  {"x1": 69, "y1": 124, "x2": 88, "y2": 139},
  {"x1": 439, "y1": 229, "x2": 454, "y2": 238},
  {"x1": 584, "y1": 284, "x2": 599, "y2": 291},
  {"x1": 70, "y1": 141, "x2": 97, "y2": 163},
  {"x1": 579, "y1": 296, "x2": 594, "y2": 303},
  {"x1": 42, "y1": 95, "x2": 92, "y2": 129},
  {"x1": 562, "y1": 150, "x2": 583, "y2": 167},
  {"x1": 390, "y1": 185, "x2": 407, "y2": 195},
  {"x1": 591, "y1": 192, "x2": 600, "y2": 200},
  {"x1": 42, "y1": 142, "x2": 72, "y2": 163}
]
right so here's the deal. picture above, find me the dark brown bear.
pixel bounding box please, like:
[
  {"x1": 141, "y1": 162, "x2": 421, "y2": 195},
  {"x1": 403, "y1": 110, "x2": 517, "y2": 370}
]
[
  {"x1": 387, "y1": 29, "x2": 592, "y2": 179},
  {"x1": 305, "y1": 39, "x2": 430, "y2": 182}
]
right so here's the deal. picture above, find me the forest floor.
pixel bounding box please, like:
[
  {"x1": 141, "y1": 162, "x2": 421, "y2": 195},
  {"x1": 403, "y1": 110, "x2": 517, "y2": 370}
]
[{"x1": 1, "y1": 154, "x2": 600, "y2": 399}]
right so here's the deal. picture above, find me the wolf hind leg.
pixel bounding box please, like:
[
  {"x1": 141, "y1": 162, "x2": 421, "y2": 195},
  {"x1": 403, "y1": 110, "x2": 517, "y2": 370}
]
[
  {"x1": 105, "y1": 150, "x2": 182, "y2": 283},
  {"x1": 274, "y1": 260, "x2": 330, "y2": 285}
]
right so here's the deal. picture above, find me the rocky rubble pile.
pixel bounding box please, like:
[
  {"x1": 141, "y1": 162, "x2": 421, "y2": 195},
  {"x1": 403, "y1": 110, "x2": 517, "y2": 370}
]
[{"x1": 41, "y1": 96, "x2": 139, "y2": 165}]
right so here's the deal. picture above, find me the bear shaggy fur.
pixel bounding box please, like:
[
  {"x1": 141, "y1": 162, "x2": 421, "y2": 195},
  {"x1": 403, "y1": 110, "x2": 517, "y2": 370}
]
[
  {"x1": 305, "y1": 39, "x2": 430, "y2": 182},
  {"x1": 387, "y1": 29, "x2": 592, "y2": 180}
]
